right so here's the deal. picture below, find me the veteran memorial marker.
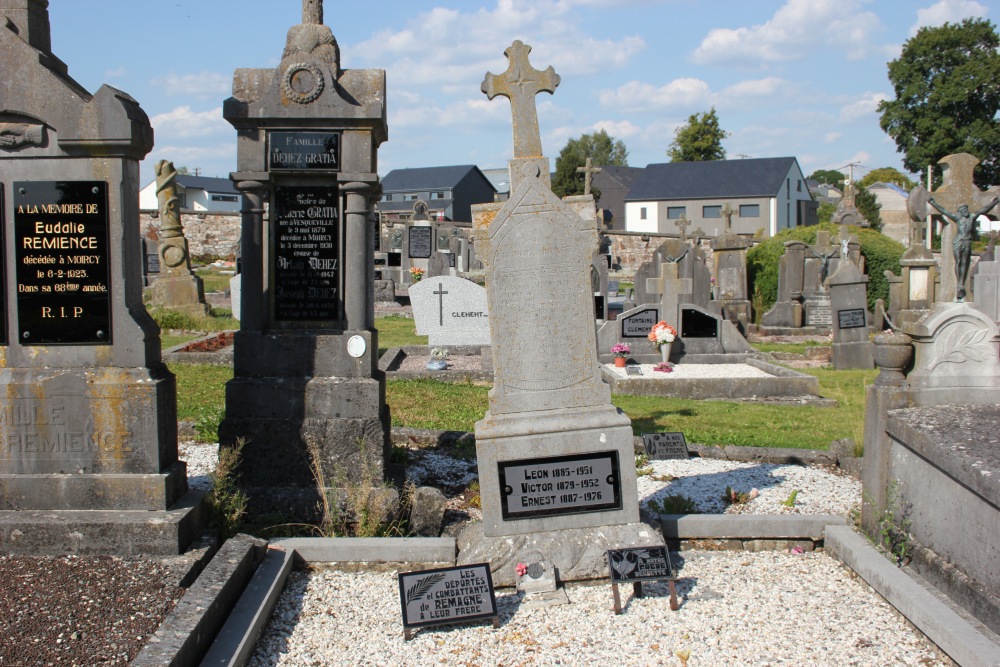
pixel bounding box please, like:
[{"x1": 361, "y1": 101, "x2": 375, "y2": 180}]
[
  {"x1": 398, "y1": 564, "x2": 498, "y2": 640},
  {"x1": 607, "y1": 545, "x2": 679, "y2": 614},
  {"x1": 641, "y1": 433, "x2": 689, "y2": 460}
]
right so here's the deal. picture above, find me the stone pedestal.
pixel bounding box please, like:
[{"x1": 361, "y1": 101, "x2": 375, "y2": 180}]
[{"x1": 828, "y1": 260, "x2": 873, "y2": 369}]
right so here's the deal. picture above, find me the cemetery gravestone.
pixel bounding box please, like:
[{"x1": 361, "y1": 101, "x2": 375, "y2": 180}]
[
  {"x1": 0, "y1": 0, "x2": 199, "y2": 554},
  {"x1": 711, "y1": 227, "x2": 751, "y2": 326},
  {"x1": 828, "y1": 260, "x2": 873, "y2": 369},
  {"x1": 461, "y1": 41, "x2": 654, "y2": 584},
  {"x1": 148, "y1": 160, "x2": 209, "y2": 315},
  {"x1": 219, "y1": 0, "x2": 390, "y2": 519},
  {"x1": 409, "y1": 276, "x2": 490, "y2": 346}
]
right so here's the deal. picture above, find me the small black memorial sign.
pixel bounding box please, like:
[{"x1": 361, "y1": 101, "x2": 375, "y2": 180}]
[
  {"x1": 606, "y1": 545, "x2": 679, "y2": 614},
  {"x1": 681, "y1": 308, "x2": 718, "y2": 339},
  {"x1": 641, "y1": 432, "x2": 689, "y2": 460},
  {"x1": 398, "y1": 563, "x2": 498, "y2": 639},
  {"x1": 14, "y1": 181, "x2": 112, "y2": 345},
  {"x1": 625, "y1": 365, "x2": 643, "y2": 377},
  {"x1": 621, "y1": 307, "x2": 658, "y2": 338},
  {"x1": 268, "y1": 130, "x2": 340, "y2": 171},
  {"x1": 499, "y1": 451, "x2": 622, "y2": 520},
  {"x1": 408, "y1": 226, "x2": 432, "y2": 259},
  {"x1": 273, "y1": 185, "x2": 340, "y2": 321},
  {"x1": 837, "y1": 308, "x2": 866, "y2": 330}
]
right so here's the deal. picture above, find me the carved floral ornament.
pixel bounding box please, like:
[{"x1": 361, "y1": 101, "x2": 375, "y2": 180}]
[{"x1": 925, "y1": 321, "x2": 995, "y2": 371}]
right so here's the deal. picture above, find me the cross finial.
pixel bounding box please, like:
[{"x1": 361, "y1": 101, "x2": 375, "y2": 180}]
[
  {"x1": 481, "y1": 40, "x2": 560, "y2": 158},
  {"x1": 577, "y1": 157, "x2": 602, "y2": 196},
  {"x1": 302, "y1": 0, "x2": 323, "y2": 24},
  {"x1": 674, "y1": 214, "x2": 691, "y2": 242},
  {"x1": 720, "y1": 203, "x2": 735, "y2": 232}
]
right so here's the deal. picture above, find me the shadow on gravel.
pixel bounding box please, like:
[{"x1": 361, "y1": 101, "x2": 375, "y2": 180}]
[{"x1": 640, "y1": 463, "x2": 788, "y2": 513}]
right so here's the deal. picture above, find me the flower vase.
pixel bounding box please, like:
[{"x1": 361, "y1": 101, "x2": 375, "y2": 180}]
[
  {"x1": 614, "y1": 357, "x2": 627, "y2": 368},
  {"x1": 659, "y1": 343, "x2": 671, "y2": 363}
]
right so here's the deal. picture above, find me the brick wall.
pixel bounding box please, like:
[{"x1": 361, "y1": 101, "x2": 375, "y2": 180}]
[{"x1": 140, "y1": 210, "x2": 241, "y2": 261}]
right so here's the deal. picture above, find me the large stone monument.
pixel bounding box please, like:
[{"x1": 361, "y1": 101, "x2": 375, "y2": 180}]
[
  {"x1": 148, "y1": 160, "x2": 210, "y2": 316},
  {"x1": 219, "y1": 0, "x2": 390, "y2": 519},
  {"x1": 710, "y1": 207, "x2": 752, "y2": 327},
  {"x1": 460, "y1": 41, "x2": 655, "y2": 584},
  {"x1": 0, "y1": 0, "x2": 199, "y2": 554}
]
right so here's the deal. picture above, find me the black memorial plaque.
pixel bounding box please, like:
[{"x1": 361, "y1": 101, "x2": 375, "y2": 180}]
[
  {"x1": 408, "y1": 226, "x2": 432, "y2": 259},
  {"x1": 273, "y1": 185, "x2": 340, "y2": 321},
  {"x1": 398, "y1": 563, "x2": 497, "y2": 638},
  {"x1": 594, "y1": 295, "x2": 605, "y2": 320},
  {"x1": 608, "y1": 545, "x2": 675, "y2": 583},
  {"x1": 499, "y1": 451, "x2": 623, "y2": 520},
  {"x1": 268, "y1": 131, "x2": 340, "y2": 171},
  {"x1": 837, "y1": 308, "x2": 866, "y2": 330},
  {"x1": 374, "y1": 256, "x2": 387, "y2": 266},
  {"x1": 448, "y1": 253, "x2": 456, "y2": 268},
  {"x1": 387, "y1": 252, "x2": 402, "y2": 267},
  {"x1": 13, "y1": 181, "x2": 111, "y2": 345},
  {"x1": 681, "y1": 308, "x2": 718, "y2": 338},
  {"x1": 625, "y1": 365, "x2": 643, "y2": 377},
  {"x1": 641, "y1": 432, "x2": 689, "y2": 460},
  {"x1": 621, "y1": 307, "x2": 658, "y2": 338}
]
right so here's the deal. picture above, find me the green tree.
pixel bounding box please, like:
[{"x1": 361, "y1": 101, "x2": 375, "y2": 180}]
[
  {"x1": 816, "y1": 201, "x2": 837, "y2": 223},
  {"x1": 551, "y1": 129, "x2": 629, "y2": 198},
  {"x1": 878, "y1": 18, "x2": 1000, "y2": 187},
  {"x1": 855, "y1": 187, "x2": 882, "y2": 231},
  {"x1": 667, "y1": 107, "x2": 727, "y2": 162},
  {"x1": 808, "y1": 169, "x2": 846, "y2": 187},
  {"x1": 858, "y1": 167, "x2": 915, "y2": 190}
]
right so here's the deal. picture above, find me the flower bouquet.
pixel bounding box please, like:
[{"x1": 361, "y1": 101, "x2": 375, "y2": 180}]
[
  {"x1": 648, "y1": 321, "x2": 677, "y2": 363},
  {"x1": 610, "y1": 343, "x2": 631, "y2": 367},
  {"x1": 409, "y1": 267, "x2": 425, "y2": 283}
]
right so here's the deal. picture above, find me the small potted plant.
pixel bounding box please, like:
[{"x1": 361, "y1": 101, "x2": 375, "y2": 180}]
[
  {"x1": 648, "y1": 321, "x2": 677, "y2": 363},
  {"x1": 409, "y1": 266, "x2": 425, "y2": 283},
  {"x1": 610, "y1": 343, "x2": 631, "y2": 367}
]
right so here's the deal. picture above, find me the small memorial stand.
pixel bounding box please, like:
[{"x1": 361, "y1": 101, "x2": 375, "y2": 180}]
[
  {"x1": 398, "y1": 563, "x2": 499, "y2": 640},
  {"x1": 641, "y1": 433, "x2": 689, "y2": 460},
  {"x1": 607, "y1": 546, "x2": 679, "y2": 614}
]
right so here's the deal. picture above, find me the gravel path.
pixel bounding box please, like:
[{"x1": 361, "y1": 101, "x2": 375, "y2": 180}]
[
  {"x1": 604, "y1": 362, "x2": 777, "y2": 379},
  {"x1": 248, "y1": 552, "x2": 948, "y2": 666}
]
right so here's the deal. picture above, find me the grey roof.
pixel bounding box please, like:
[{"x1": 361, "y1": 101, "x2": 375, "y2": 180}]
[
  {"x1": 176, "y1": 175, "x2": 238, "y2": 194},
  {"x1": 381, "y1": 164, "x2": 495, "y2": 193},
  {"x1": 379, "y1": 199, "x2": 453, "y2": 213},
  {"x1": 625, "y1": 157, "x2": 799, "y2": 201},
  {"x1": 594, "y1": 165, "x2": 644, "y2": 189}
]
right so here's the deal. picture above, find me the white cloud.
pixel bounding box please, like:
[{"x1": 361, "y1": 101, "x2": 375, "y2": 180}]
[
  {"x1": 839, "y1": 92, "x2": 889, "y2": 123},
  {"x1": 150, "y1": 106, "x2": 229, "y2": 139},
  {"x1": 690, "y1": 0, "x2": 883, "y2": 68},
  {"x1": 911, "y1": 0, "x2": 989, "y2": 35},
  {"x1": 599, "y1": 78, "x2": 712, "y2": 113},
  {"x1": 151, "y1": 71, "x2": 230, "y2": 99},
  {"x1": 104, "y1": 66, "x2": 127, "y2": 79},
  {"x1": 592, "y1": 119, "x2": 642, "y2": 139},
  {"x1": 825, "y1": 132, "x2": 842, "y2": 144}
]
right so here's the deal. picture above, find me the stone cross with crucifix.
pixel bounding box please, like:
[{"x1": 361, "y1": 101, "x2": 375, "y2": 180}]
[
  {"x1": 720, "y1": 203, "x2": 736, "y2": 233},
  {"x1": 577, "y1": 157, "x2": 602, "y2": 196},
  {"x1": 482, "y1": 40, "x2": 560, "y2": 159}
]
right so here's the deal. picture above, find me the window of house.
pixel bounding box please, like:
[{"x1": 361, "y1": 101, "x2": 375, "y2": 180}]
[
  {"x1": 667, "y1": 206, "x2": 686, "y2": 219},
  {"x1": 640, "y1": 207, "x2": 647, "y2": 220},
  {"x1": 381, "y1": 194, "x2": 393, "y2": 202},
  {"x1": 429, "y1": 191, "x2": 446, "y2": 200},
  {"x1": 703, "y1": 205, "x2": 721, "y2": 218},
  {"x1": 797, "y1": 180, "x2": 802, "y2": 192},
  {"x1": 178, "y1": 194, "x2": 188, "y2": 208},
  {"x1": 403, "y1": 194, "x2": 418, "y2": 201},
  {"x1": 210, "y1": 194, "x2": 238, "y2": 203},
  {"x1": 739, "y1": 204, "x2": 760, "y2": 217}
]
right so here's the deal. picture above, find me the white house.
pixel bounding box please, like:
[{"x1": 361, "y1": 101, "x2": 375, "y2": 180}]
[
  {"x1": 624, "y1": 157, "x2": 816, "y2": 238},
  {"x1": 139, "y1": 174, "x2": 241, "y2": 213}
]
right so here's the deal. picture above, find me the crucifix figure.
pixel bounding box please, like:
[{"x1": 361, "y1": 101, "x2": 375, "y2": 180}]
[
  {"x1": 481, "y1": 40, "x2": 560, "y2": 158},
  {"x1": 434, "y1": 282, "x2": 450, "y2": 326},
  {"x1": 577, "y1": 157, "x2": 602, "y2": 196},
  {"x1": 720, "y1": 203, "x2": 735, "y2": 233},
  {"x1": 929, "y1": 196, "x2": 1000, "y2": 301},
  {"x1": 674, "y1": 214, "x2": 691, "y2": 242}
]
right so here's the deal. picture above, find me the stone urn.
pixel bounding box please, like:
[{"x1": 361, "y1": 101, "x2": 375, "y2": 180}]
[{"x1": 872, "y1": 331, "x2": 913, "y2": 386}]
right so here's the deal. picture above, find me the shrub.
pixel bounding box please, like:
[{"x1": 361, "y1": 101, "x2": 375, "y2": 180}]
[{"x1": 747, "y1": 223, "x2": 904, "y2": 315}]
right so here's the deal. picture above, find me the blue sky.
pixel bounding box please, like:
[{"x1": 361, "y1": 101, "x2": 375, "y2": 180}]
[{"x1": 47, "y1": 0, "x2": 994, "y2": 188}]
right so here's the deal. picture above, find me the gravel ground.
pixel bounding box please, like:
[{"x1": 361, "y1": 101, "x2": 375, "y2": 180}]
[
  {"x1": 604, "y1": 362, "x2": 777, "y2": 379},
  {"x1": 0, "y1": 555, "x2": 183, "y2": 666},
  {"x1": 248, "y1": 553, "x2": 949, "y2": 666}
]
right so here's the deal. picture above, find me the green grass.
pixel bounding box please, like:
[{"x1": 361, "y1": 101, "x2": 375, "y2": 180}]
[
  {"x1": 172, "y1": 363, "x2": 232, "y2": 442},
  {"x1": 381, "y1": 365, "x2": 877, "y2": 450},
  {"x1": 750, "y1": 340, "x2": 828, "y2": 355},
  {"x1": 195, "y1": 266, "x2": 236, "y2": 293},
  {"x1": 162, "y1": 333, "x2": 201, "y2": 349},
  {"x1": 376, "y1": 315, "x2": 427, "y2": 355}
]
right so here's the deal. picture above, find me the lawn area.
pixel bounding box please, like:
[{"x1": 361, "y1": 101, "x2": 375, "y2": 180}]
[{"x1": 170, "y1": 315, "x2": 874, "y2": 450}]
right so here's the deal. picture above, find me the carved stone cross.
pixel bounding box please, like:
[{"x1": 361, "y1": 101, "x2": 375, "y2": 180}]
[
  {"x1": 481, "y1": 40, "x2": 560, "y2": 159},
  {"x1": 645, "y1": 262, "x2": 692, "y2": 326},
  {"x1": 674, "y1": 214, "x2": 691, "y2": 242},
  {"x1": 720, "y1": 203, "x2": 735, "y2": 233},
  {"x1": 577, "y1": 157, "x2": 602, "y2": 196},
  {"x1": 302, "y1": 0, "x2": 323, "y2": 23}
]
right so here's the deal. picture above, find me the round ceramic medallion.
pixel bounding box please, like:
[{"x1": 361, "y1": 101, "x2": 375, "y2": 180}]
[
  {"x1": 282, "y1": 62, "x2": 325, "y2": 104},
  {"x1": 161, "y1": 244, "x2": 186, "y2": 268},
  {"x1": 347, "y1": 335, "x2": 366, "y2": 358}
]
